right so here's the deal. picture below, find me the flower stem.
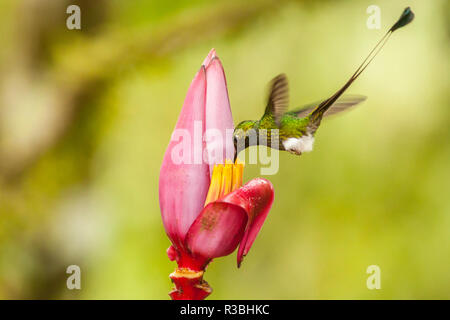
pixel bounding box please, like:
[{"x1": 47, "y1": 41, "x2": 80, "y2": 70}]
[{"x1": 169, "y1": 268, "x2": 212, "y2": 300}]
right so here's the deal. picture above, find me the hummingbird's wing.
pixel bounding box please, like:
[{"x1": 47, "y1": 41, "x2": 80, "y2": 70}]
[
  {"x1": 264, "y1": 74, "x2": 289, "y2": 127},
  {"x1": 290, "y1": 95, "x2": 367, "y2": 118}
]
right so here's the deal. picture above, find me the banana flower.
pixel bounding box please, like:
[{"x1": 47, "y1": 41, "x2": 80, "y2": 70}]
[{"x1": 159, "y1": 49, "x2": 274, "y2": 300}]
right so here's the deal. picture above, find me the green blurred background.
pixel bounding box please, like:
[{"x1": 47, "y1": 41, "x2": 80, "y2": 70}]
[{"x1": 0, "y1": 0, "x2": 449, "y2": 299}]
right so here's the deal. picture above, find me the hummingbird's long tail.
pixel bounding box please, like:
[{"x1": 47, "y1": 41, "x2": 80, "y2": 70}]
[{"x1": 309, "y1": 7, "x2": 414, "y2": 126}]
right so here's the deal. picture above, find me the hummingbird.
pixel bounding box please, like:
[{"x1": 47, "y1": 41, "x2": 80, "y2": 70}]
[{"x1": 233, "y1": 7, "x2": 414, "y2": 160}]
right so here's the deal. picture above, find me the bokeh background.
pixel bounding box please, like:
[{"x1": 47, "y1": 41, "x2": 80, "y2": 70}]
[{"x1": 0, "y1": 0, "x2": 449, "y2": 299}]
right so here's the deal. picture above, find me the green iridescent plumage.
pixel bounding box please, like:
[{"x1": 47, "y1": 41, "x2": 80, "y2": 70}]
[{"x1": 233, "y1": 73, "x2": 365, "y2": 155}]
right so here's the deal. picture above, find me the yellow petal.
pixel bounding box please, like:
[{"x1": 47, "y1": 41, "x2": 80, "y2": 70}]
[
  {"x1": 204, "y1": 165, "x2": 223, "y2": 206},
  {"x1": 204, "y1": 160, "x2": 245, "y2": 206},
  {"x1": 219, "y1": 163, "x2": 233, "y2": 198},
  {"x1": 232, "y1": 163, "x2": 244, "y2": 191}
]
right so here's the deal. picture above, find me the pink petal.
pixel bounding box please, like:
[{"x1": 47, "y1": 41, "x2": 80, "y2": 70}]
[
  {"x1": 202, "y1": 48, "x2": 216, "y2": 68},
  {"x1": 220, "y1": 178, "x2": 274, "y2": 267},
  {"x1": 185, "y1": 202, "x2": 247, "y2": 263},
  {"x1": 159, "y1": 66, "x2": 210, "y2": 249},
  {"x1": 205, "y1": 55, "x2": 235, "y2": 174},
  {"x1": 167, "y1": 245, "x2": 178, "y2": 261}
]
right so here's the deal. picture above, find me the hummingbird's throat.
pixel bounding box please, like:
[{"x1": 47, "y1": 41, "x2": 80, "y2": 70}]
[{"x1": 204, "y1": 159, "x2": 244, "y2": 207}]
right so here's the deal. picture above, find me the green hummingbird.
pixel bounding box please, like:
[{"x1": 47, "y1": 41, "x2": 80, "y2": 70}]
[{"x1": 233, "y1": 7, "x2": 414, "y2": 160}]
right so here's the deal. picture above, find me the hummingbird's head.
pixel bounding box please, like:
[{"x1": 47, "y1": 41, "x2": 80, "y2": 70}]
[{"x1": 233, "y1": 120, "x2": 258, "y2": 156}]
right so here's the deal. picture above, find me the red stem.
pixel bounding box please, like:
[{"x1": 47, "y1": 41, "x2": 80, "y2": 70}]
[
  {"x1": 168, "y1": 249, "x2": 212, "y2": 300},
  {"x1": 169, "y1": 268, "x2": 212, "y2": 300}
]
